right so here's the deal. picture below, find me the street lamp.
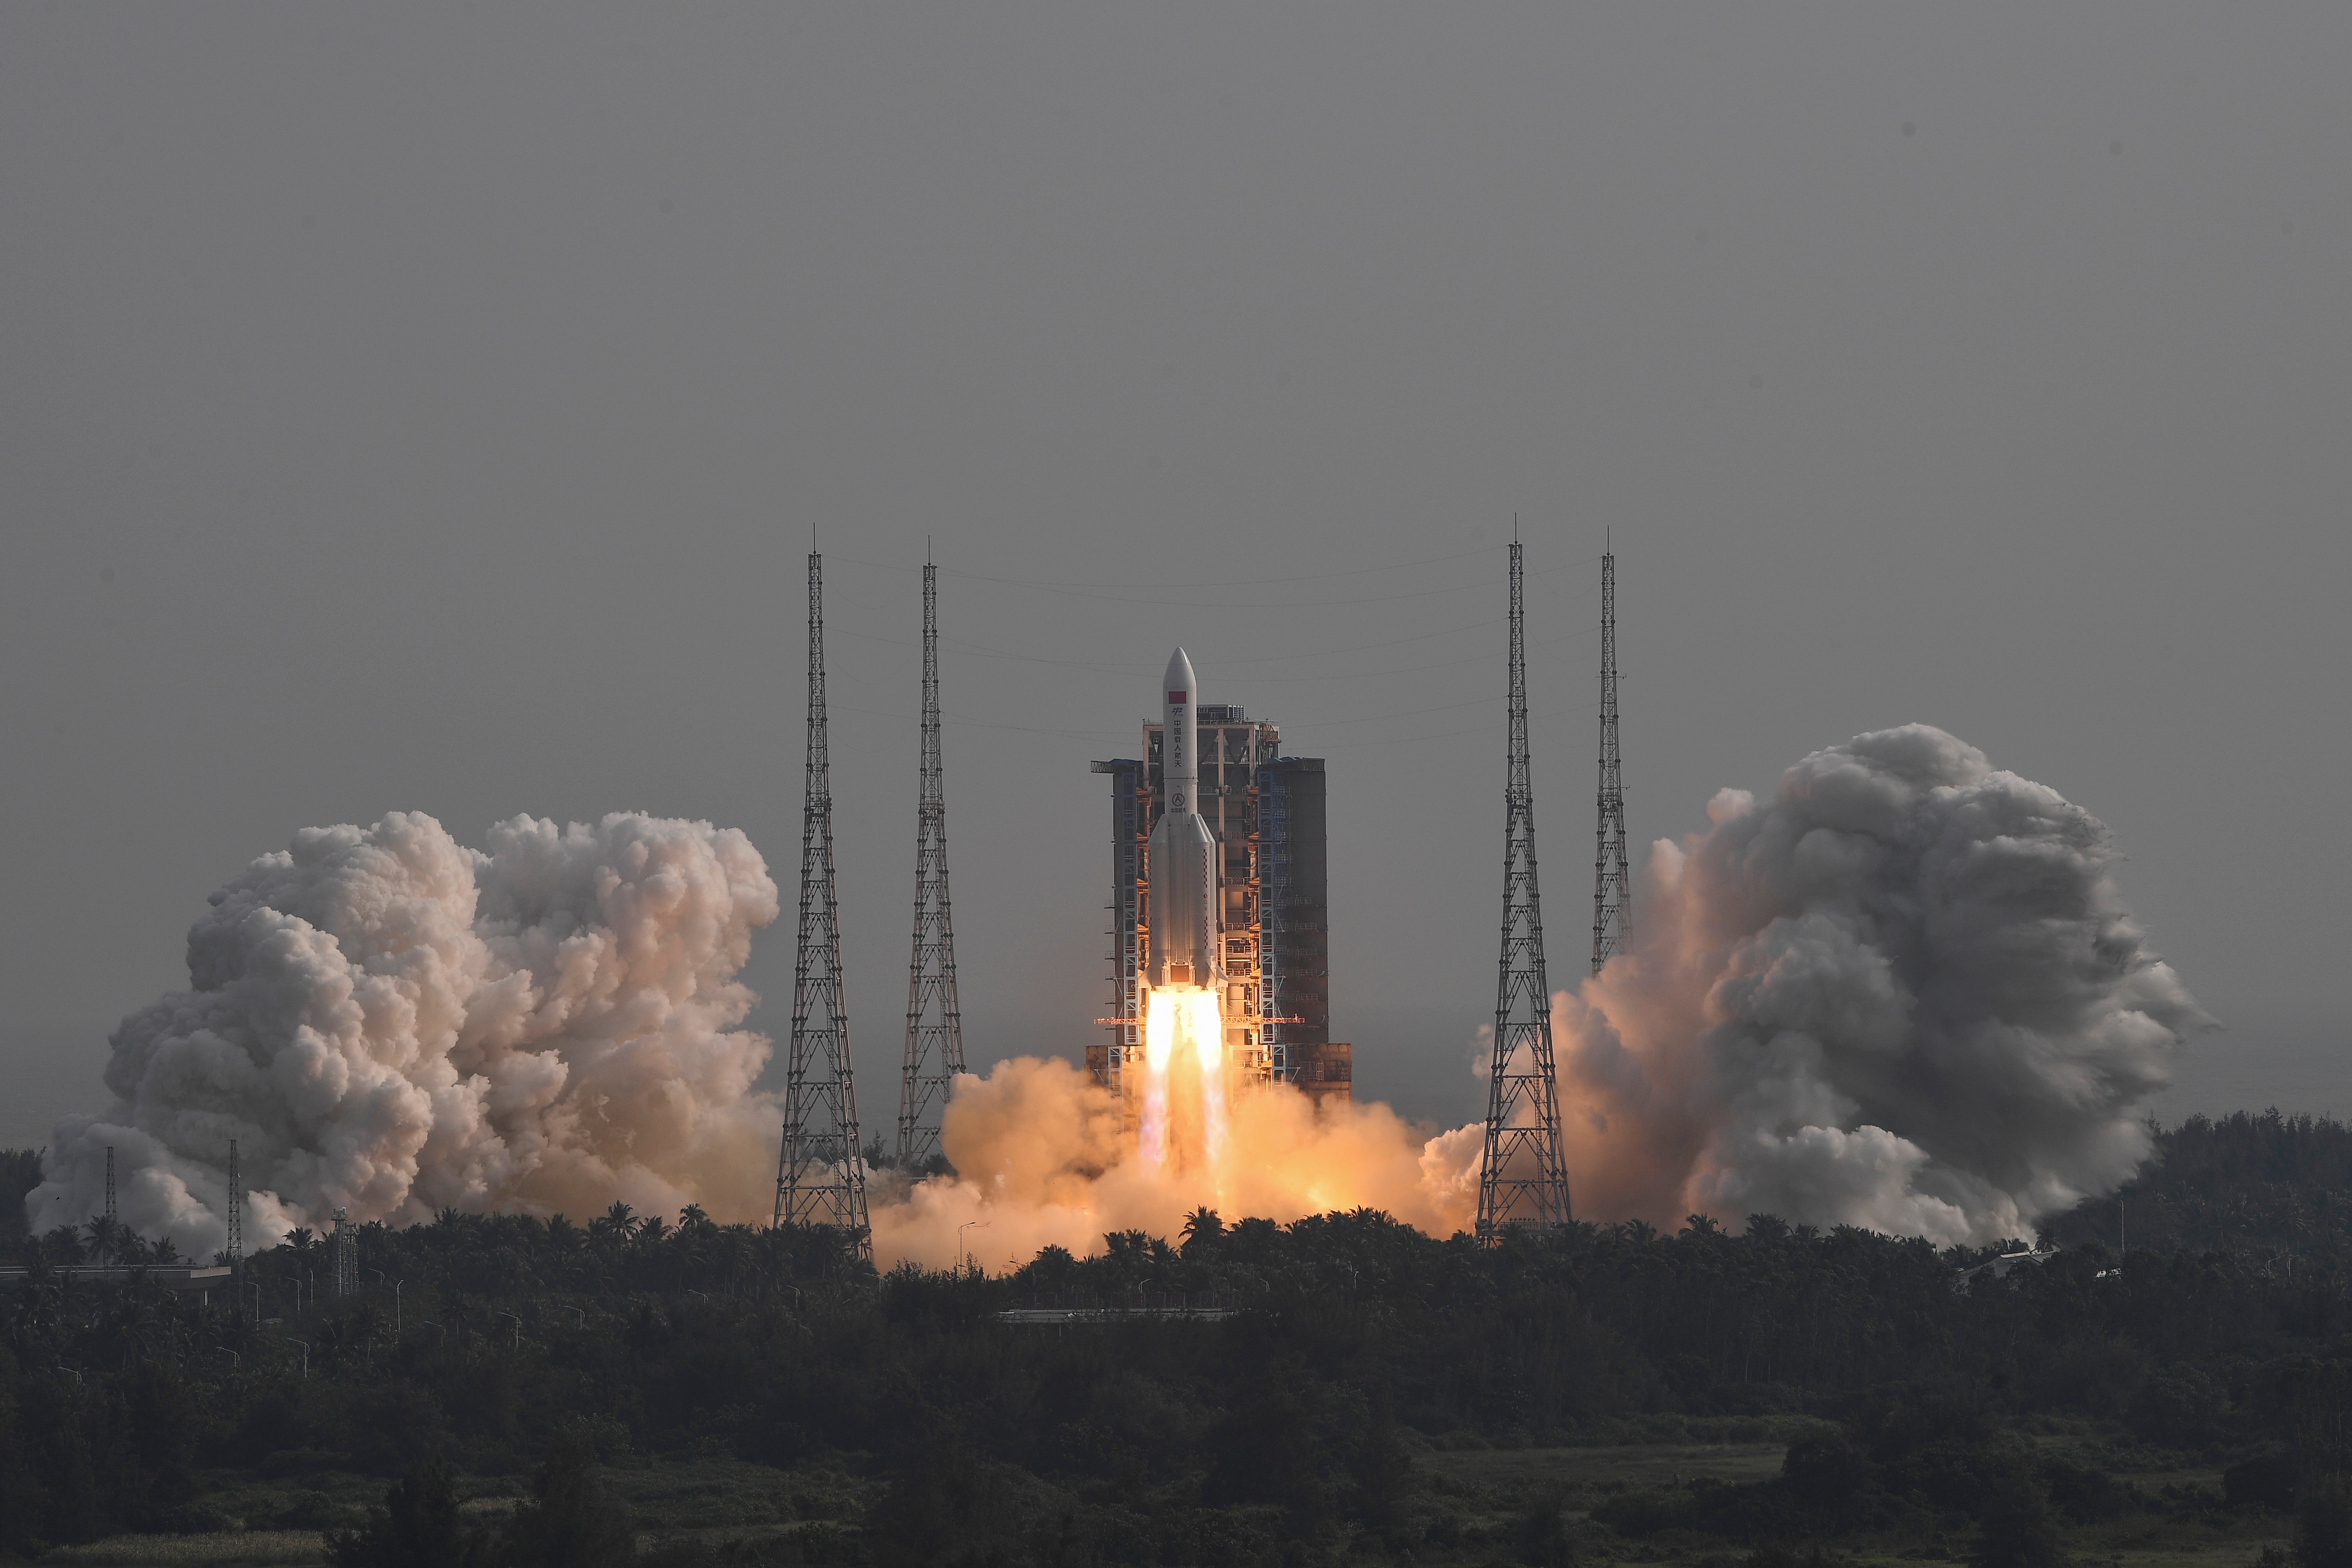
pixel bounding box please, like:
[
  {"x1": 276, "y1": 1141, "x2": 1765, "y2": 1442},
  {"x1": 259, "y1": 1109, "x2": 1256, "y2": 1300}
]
[
  {"x1": 957, "y1": 1220, "x2": 991, "y2": 1276},
  {"x1": 366, "y1": 1273, "x2": 403, "y2": 1337}
]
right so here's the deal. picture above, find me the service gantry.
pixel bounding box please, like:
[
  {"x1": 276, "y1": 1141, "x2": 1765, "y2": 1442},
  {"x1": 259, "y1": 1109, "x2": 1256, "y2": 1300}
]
[{"x1": 1091, "y1": 710, "x2": 1344, "y2": 1122}]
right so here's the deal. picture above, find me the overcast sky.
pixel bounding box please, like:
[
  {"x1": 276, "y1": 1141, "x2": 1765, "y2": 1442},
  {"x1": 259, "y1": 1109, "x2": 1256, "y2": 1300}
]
[{"x1": 3, "y1": 5, "x2": 2345, "y2": 1150}]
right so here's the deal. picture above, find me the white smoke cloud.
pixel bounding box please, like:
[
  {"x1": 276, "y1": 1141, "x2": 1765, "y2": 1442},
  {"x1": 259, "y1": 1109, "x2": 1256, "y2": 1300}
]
[
  {"x1": 1558, "y1": 724, "x2": 2207, "y2": 1246},
  {"x1": 28, "y1": 812, "x2": 783, "y2": 1255},
  {"x1": 27, "y1": 724, "x2": 2198, "y2": 1264}
]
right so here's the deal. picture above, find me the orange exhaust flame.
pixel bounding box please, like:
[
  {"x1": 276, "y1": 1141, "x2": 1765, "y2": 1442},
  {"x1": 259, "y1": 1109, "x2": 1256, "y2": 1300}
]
[
  {"x1": 1140, "y1": 986, "x2": 1226, "y2": 1173},
  {"x1": 868, "y1": 1054, "x2": 1485, "y2": 1272}
]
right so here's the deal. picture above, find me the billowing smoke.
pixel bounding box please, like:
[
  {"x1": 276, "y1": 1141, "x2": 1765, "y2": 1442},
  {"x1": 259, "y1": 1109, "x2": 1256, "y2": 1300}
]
[
  {"x1": 29, "y1": 813, "x2": 784, "y2": 1255},
  {"x1": 870, "y1": 1057, "x2": 1483, "y2": 1270},
  {"x1": 31, "y1": 724, "x2": 2197, "y2": 1266},
  {"x1": 1557, "y1": 724, "x2": 2206, "y2": 1245}
]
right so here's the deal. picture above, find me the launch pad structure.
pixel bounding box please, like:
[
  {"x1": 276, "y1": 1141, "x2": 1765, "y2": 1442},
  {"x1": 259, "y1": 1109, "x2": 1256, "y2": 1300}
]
[{"x1": 1092, "y1": 707, "x2": 1349, "y2": 1122}]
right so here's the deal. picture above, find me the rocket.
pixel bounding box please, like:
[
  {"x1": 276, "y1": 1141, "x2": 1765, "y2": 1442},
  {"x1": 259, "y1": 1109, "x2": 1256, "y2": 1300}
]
[{"x1": 1145, "y1": 648, "x2": 1221, "y2": 991}]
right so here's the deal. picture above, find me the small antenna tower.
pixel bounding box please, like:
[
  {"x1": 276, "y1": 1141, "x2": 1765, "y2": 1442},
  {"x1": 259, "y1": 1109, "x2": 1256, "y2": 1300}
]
[
  {"x1": 1477, "y1": 537, "x2": 1573, "y2": 1241},
  {"x1": 774, "y1": 551, "x2": 873, "y2": 1258},
  {"x1": 225, "y1": 1139, "x2": 243, "y2": 1272},
  {"x1": 899, "y1": 554, "x2": 967, "y2": 1168},
  {"x1": 102, "y1": 1145, "x2": 118, "y2": 1260},
  {"x1": 330, "y1": 1206, "x2": 357, "y2": 1297},
  {"x1": 1593, "y1": 537, "x2": 1631, "y2": 972}
]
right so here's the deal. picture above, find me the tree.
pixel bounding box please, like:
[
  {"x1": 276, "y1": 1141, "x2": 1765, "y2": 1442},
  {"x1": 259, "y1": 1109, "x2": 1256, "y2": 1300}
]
[
  {"x1": 1967, "y1": 1465, "x2": 2065, "y2": 1568},
  {"x1": 1514, "y1": 1486, "x2": 1575, "y2": 1568},
  {"x1": 2301, "y1": 1482, "x2": 2352, "y2": 1568},
  {"x1": 1347, "y1": 1389, "x2": 1414, "y2": 1527},
  {"x1": 1180, "y1": 1208, "x2": 1225, "y2": 1257},
  {"x1": 494, "y1": 1430, "x2": 634, "y2": 1568},
  {"x1": 329, "y1": 1455, "x2": 480, "y2": 1568}
]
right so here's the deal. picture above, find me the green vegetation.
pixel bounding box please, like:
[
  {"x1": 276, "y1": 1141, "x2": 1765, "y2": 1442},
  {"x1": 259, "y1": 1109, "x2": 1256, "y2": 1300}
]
[{"x1": 4, "y1": 1112, "x2": 2352, "y2": 1564}]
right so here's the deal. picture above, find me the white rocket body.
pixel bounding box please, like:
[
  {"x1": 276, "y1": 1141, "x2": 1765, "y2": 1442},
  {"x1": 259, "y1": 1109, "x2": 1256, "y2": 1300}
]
[{"x1": 1145, "y1": 648, "x2": 1221, "y2": 991}]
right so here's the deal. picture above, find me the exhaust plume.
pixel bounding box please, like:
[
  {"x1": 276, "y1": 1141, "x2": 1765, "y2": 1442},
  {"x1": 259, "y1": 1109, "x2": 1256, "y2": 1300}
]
[
  {"x1": 28, "y1": 812, "x2": 783, "y2": 1254},
  {"x1": 1557, "y1": 724, "x2": 2206, "y2": 1245},
  {"x1": 870, "y1": 1057, "x2": 1483, "y2": 1269}
]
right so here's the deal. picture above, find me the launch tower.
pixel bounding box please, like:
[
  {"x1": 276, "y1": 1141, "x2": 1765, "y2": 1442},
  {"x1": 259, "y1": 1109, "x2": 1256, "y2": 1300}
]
[
  {"x1": 774, "y1": 552, "x2": 873, "y2": 1258},
  {"x1": 1092, "y1": 702, "x2": 1341, "y2": 1117},
  {"x1": 224, "y1": 1138, "x2": 242, "y2": 1276},
  {"x1": 1593, "y1": 539, "x2": 1631, "y2": 972},
  {"x1": 898, "y1": 558, "x2": 966, "y2": 1169},
  {"x1": 1476, "y1": 537, "x2": 1573, "y2": 1240}
]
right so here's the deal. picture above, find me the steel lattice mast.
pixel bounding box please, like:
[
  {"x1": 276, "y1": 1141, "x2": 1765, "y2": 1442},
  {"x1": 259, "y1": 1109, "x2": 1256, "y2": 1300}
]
[
  {"x1": 1476, "y1": 537, "x2": 1573, "y2": 1242},
  {"x1": 330, "y1": 1206, "x2": 356, "y2": 1297},
  {"x1": 898, "y1": 557, "x2": 966, "y2": 1168},
  {"x1": 97, "y1": 1146, "x2": 117, "y2": 1263},
  {"x1": 774, "y1": 551, "x2": 872, "y2": 1257},
  {"x1": 225, "y1": 1138, "x2": 242, "y2": 1273},
  {"x1": 1592, "y1": 539, "x2": 1631, "y2": 973}
]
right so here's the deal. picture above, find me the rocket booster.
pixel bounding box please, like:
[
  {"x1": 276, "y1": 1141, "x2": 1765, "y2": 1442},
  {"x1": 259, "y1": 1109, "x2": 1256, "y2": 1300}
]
[{"x1": 1145, "y1": 648, "x2": 1220, "y2": 991}]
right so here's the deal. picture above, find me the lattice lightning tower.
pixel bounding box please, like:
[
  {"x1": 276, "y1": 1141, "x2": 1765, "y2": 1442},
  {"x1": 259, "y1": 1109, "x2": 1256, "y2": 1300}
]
[
  {"x1": 330, "y1": 1206, "x2": 357, "y2": 1297},
  {"x1": 1476, "y1": 538, "x2": 1573, "y2": 1241},
  {"x1": 774, "y1": 552, "x2": 873, "y2": 1257},
  {"x1": 225, "y1": 1139, "x2": 243, "y2": 1272},
  {"x1": 1593, "y1": 539, "x2": 1631, "y2": 973},
  {"x1": 899, "y1": 558, "x2": 967, "y2": 1168}
]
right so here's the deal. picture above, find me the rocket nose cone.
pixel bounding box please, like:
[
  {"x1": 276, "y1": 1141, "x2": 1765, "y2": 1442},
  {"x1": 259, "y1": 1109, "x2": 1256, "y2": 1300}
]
[{"x1": 1164, "y1": 648, "x2": 1196, "y2": 696}]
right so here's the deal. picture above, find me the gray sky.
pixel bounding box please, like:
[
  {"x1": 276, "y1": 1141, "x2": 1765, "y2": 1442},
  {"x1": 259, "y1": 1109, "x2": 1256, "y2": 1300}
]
[{"x1": 3, "y1": 5, "x2": 2346, "y2": 1150}]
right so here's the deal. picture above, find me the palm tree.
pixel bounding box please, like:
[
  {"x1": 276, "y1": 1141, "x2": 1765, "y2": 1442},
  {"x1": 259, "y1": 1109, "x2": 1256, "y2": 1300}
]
[
  {"x1": 82, "y1": 1216, "x2": 123, "y2": 1265},
  {"x1": 1181, "y1": 1208, "x2": 1227, "y2": 1256}
]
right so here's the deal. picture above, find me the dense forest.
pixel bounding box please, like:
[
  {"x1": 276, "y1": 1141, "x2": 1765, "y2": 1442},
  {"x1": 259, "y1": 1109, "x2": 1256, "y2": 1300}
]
[{"x1": 5, "y1": 1111, "x2": 2352, "y2": 1566}]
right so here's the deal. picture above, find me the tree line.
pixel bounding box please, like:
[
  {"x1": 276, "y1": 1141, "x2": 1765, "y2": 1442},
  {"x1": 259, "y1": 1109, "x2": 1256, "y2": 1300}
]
[{"x1": 3, "y1": 1111, "x2": 2352, "y2": 1564}]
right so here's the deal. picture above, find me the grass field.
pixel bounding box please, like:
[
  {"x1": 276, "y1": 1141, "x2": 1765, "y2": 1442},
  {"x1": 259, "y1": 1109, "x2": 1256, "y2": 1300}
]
[
  {"x1": 9, "y1": 1441, "x2": 2296, "y2": 1566},
  {"x1": 34, "y1": 1534, "x2": 327, "y2": 1567}
]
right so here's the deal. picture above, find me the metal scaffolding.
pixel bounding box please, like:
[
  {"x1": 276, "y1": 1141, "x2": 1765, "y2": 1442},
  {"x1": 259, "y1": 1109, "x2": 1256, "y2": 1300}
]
[
  {"x1": 1593, "y1": 539, "x2": 1631, "y2": 973},
  {"x1": 774, "y1": 552, "x2": 872, "y2": 1257},
  {"x1": 898, "y1": 559, "x2": 966, "y2": 1168},
  {"x1": 1476, "y1": 537, "x2": 1573, "y2": 1241}
]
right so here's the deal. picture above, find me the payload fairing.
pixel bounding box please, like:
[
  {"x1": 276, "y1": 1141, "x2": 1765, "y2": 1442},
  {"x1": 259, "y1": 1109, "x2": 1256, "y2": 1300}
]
[{"x1": 1145, "y1": 648, "x2": 1221, "y2": 992}]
